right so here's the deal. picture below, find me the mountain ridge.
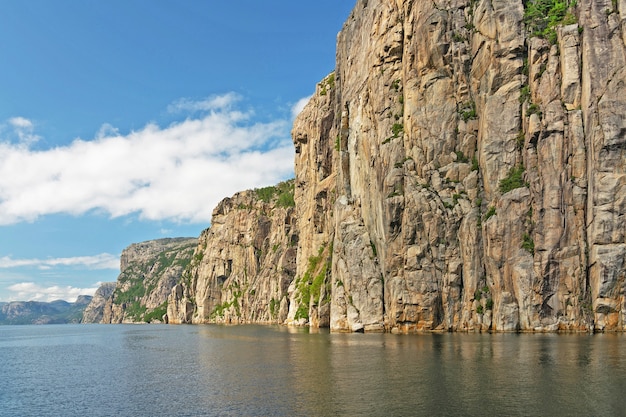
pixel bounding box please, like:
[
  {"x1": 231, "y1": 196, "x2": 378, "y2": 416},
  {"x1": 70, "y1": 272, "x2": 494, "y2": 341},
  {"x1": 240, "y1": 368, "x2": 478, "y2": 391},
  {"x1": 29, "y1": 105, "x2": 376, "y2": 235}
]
[{"x1": 0, "y1": 297, "x2": 91, "y2": 325}]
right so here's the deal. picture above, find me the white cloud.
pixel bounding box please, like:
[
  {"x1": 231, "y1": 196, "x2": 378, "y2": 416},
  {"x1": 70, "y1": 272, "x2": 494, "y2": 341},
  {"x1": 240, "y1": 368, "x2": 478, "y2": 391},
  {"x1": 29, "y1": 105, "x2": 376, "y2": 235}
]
[
  {"x1": 9, "y1": 117, "x2": 34, "y2": 129},
  {"x1": 5, "y1": 117, "x2": 41, "y2": 145},
  {"x1": 0, "y1": 93, "x2": 294, "y2": 225},
  {"x1": 96, "y1": 123, "x2": 120, "y2": 139},
  {"x1": 167, "y1": 93, "x2": 241, "y2": 114},
  {"x1": 0, "y1": 253, "x2": 119, "y2": 270},
  {"x1": 6, "y1": 282, "x2": 100, "y2": 302},
  {"x1": 291, "y1": 94, "x2": 313, "y2": 119}
]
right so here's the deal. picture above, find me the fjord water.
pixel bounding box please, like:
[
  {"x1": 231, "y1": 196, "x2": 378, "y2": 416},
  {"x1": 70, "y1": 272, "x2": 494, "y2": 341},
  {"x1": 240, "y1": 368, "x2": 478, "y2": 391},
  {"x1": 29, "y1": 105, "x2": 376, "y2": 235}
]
[{"x1": 1, "y1": 325, "x2": 625, "y2": 417}]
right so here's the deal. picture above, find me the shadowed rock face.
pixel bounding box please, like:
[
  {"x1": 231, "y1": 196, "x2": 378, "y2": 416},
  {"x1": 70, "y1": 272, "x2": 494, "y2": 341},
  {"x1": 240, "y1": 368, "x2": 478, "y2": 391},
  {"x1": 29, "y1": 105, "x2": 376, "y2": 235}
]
[
  {"x1": 81, "y1": 282, "x2": 116, "y2": 324},
  {"x1": 170, "y1": 0, "x2": 626, "y2": 332}
]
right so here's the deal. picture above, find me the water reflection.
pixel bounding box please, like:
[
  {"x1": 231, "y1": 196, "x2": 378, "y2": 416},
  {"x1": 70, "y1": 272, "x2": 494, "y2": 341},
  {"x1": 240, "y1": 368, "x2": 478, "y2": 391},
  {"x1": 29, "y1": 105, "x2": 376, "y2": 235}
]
[
  {"x1": 81, "y1": 328, "x2": 626, "y2": 416},
  {"x1": 2, "y1": 325, "x2": 626, "y2": 416}
]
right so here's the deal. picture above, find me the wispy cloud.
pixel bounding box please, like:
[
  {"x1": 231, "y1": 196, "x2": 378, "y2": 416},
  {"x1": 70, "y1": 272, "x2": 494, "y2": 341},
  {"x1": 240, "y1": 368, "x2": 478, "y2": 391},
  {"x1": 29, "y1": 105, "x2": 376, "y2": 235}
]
[
  {"x1": 2, "y1": 117, "x2": 41, "y2": 146},
  {"x1": 291, "y1": 95, "x2": 312, "y2": 119},
  {"x1": 0, "y1": 253, "x2": 119, "y2": 270},
  {"x1": 0, "y1": 94, "x2": 294, "y2": 225},
  {"x1": 167, "y1": 93, "x2": 241, "y2": 114},
  {"x1": 6, "y1": 282, "x2": 100, "y2": 302}
]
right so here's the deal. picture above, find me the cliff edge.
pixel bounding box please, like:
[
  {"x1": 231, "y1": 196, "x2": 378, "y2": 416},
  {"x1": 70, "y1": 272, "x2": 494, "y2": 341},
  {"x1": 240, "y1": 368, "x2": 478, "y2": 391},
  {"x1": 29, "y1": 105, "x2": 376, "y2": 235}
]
[{"x1": 167, "y1": 182, "x2": 298, "y2": 324}]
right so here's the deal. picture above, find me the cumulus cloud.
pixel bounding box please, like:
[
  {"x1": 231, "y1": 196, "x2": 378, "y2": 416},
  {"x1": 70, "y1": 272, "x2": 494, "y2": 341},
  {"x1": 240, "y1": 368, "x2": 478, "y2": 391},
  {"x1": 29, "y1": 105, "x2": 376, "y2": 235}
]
[
  {"x1": 0, "y1": 94, "x2": 294, "y2": 225},
  {"x1": 6, "y1": 282, "x2": 100, "y2": 302},
  {"x1": 291, "y1": 95, "x2": 313, "y2": 119},
  {"x1": 0, "y1": 253, "x2": 119, "y2": 270}
]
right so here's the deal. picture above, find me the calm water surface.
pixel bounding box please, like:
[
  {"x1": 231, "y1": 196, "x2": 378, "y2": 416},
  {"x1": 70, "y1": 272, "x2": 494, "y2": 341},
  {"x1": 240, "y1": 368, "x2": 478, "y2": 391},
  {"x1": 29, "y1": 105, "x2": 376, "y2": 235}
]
[{"x1": 0, "y1": 324, "x2": 625, "y2": 416}]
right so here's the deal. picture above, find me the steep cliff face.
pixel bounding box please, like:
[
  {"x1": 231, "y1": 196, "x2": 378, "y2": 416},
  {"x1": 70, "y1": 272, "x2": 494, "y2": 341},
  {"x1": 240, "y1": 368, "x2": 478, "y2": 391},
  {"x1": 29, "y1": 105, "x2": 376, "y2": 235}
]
[
  {"x1": 96, "y1": 238, "x2": 197, "y2": 323},
  {"x1": 289, "y1": 0, "x2": 624, "y2": 332},
  {"x1": 170, "y1": 0, "x2": 625, "y2": 332},
  {"x1": 81, "y1": 282, "x2": 115, "y2": 323},
  {"x1": 286, "y1": 75, "x2": 338, "y2": 328},
  {"x1": 167, "y1": 182, "x2": 297, "y2": 324}
]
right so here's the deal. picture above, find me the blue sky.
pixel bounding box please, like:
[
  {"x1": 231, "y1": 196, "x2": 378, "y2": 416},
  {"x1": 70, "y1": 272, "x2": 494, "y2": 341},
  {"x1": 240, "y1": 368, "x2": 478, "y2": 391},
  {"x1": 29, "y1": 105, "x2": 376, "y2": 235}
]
[{"x1": 0, "y1": 1, "x2": 355, "y2": 302}]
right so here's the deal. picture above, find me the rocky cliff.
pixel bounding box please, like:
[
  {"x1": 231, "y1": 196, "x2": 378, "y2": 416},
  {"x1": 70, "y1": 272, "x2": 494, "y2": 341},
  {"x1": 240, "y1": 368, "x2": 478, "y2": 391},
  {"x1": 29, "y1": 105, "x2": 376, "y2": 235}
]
[
  {"x1": 170, "y1": 0, "x2": 625, "y2": 332},
  {"x1": 81, "y1": 282, "x2": 115, "y2": 323},
  {"x1": 84, "y1": 238, "x2": 197, "y2": 323},
  {"x1": 167, "y1": 182, "x2": 298, "y2": 324}
]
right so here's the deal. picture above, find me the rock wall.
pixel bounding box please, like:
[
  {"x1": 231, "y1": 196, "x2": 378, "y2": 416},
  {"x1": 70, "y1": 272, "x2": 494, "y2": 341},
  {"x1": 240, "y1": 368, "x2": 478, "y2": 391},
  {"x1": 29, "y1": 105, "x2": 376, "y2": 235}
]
[
  {"x1": 170, "y1": 0, "x2": 625, "y2": 332},
  {"x1": 286, "y1": 75, "x2": 338, "y2": 328},
  {"x1": 167, "y1": 182, "x2": 298, "y2": 324},
  {"x1": 92, "y1": 238, "x2": 197, "y2": 323},
  {"x1": 81, "y1": 282, "x2": 115, "y2": 323},
  {"x1": 288, "y1": 0, "x2": 625, "y2": 332}
]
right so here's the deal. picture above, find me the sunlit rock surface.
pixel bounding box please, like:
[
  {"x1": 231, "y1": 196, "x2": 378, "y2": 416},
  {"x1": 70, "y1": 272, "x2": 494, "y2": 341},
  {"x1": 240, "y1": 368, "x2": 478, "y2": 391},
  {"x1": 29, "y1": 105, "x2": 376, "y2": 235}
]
[{"x1": 170, "y1": 0, "x2": 626, "y2": 332}]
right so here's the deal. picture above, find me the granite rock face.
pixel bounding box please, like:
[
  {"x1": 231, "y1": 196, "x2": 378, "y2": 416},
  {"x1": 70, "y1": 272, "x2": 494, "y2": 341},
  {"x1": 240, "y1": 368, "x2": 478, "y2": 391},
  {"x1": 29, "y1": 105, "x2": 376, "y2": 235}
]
[
  {"x1": 170, "y1": 0, "x2": 626, "y2": 332},
  {"x1": 92, "y1": 238, "x2": 197, "y2": 323},
  {"x1": 167, "y1": 183, "x2": 298, "y2": 324},
  {"x1": 289, "y1": 0, "x2": 625, "y2": 332},
  {"x1": 286, "y1": 76, "x2": 338, "y2": 328}
]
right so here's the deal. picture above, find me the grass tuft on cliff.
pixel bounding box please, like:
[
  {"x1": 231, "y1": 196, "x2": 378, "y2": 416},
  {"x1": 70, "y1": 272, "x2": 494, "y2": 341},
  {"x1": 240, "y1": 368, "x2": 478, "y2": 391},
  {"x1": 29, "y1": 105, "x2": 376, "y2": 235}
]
[{"x1": 499, "y1": 165, "x2": 529, "y2": 194}]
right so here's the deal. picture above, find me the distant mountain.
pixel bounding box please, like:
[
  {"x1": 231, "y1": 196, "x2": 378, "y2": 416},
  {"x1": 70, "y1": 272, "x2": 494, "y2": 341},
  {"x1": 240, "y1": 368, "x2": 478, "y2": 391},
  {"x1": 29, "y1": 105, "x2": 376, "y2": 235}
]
[{"x1": 0, "y1": 297, "x2": 93, "y2": 325}]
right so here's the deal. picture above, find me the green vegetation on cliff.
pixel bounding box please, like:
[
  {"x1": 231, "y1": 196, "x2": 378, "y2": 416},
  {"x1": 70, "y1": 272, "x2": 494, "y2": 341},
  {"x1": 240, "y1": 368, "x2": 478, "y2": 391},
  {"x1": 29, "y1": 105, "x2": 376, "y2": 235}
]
[
  {"x1": 499, "y1": 165, "x2": 528, "y2": 194},
  {"x1": 523, "y1": 0, "x2": 578, "y2": 43},
  {"x1": 318, "y1": 72, "x2": 335, "y2": 96},
  {"x1": 254, "y1": 179, "x2": 295, "y2": 208},
  {"x1": 295, "y1": 244, "x2": 331, "y2": 320},
  {"x1": 107, "y1": 239, "x2": 197, "y2": 323}
]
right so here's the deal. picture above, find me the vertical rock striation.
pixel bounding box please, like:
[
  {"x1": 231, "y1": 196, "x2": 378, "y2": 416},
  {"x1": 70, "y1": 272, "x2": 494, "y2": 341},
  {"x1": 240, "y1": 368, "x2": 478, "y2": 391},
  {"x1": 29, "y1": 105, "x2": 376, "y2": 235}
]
[
  {"x1": 170, "y1": 0, "x2": 626, "y2": 332},
  {"x1": 291, "y1": 0, "x2": 625, "y2": 332},
  {"x1": 286, "y1": 75, "x2": 338, "y2": 328}
]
